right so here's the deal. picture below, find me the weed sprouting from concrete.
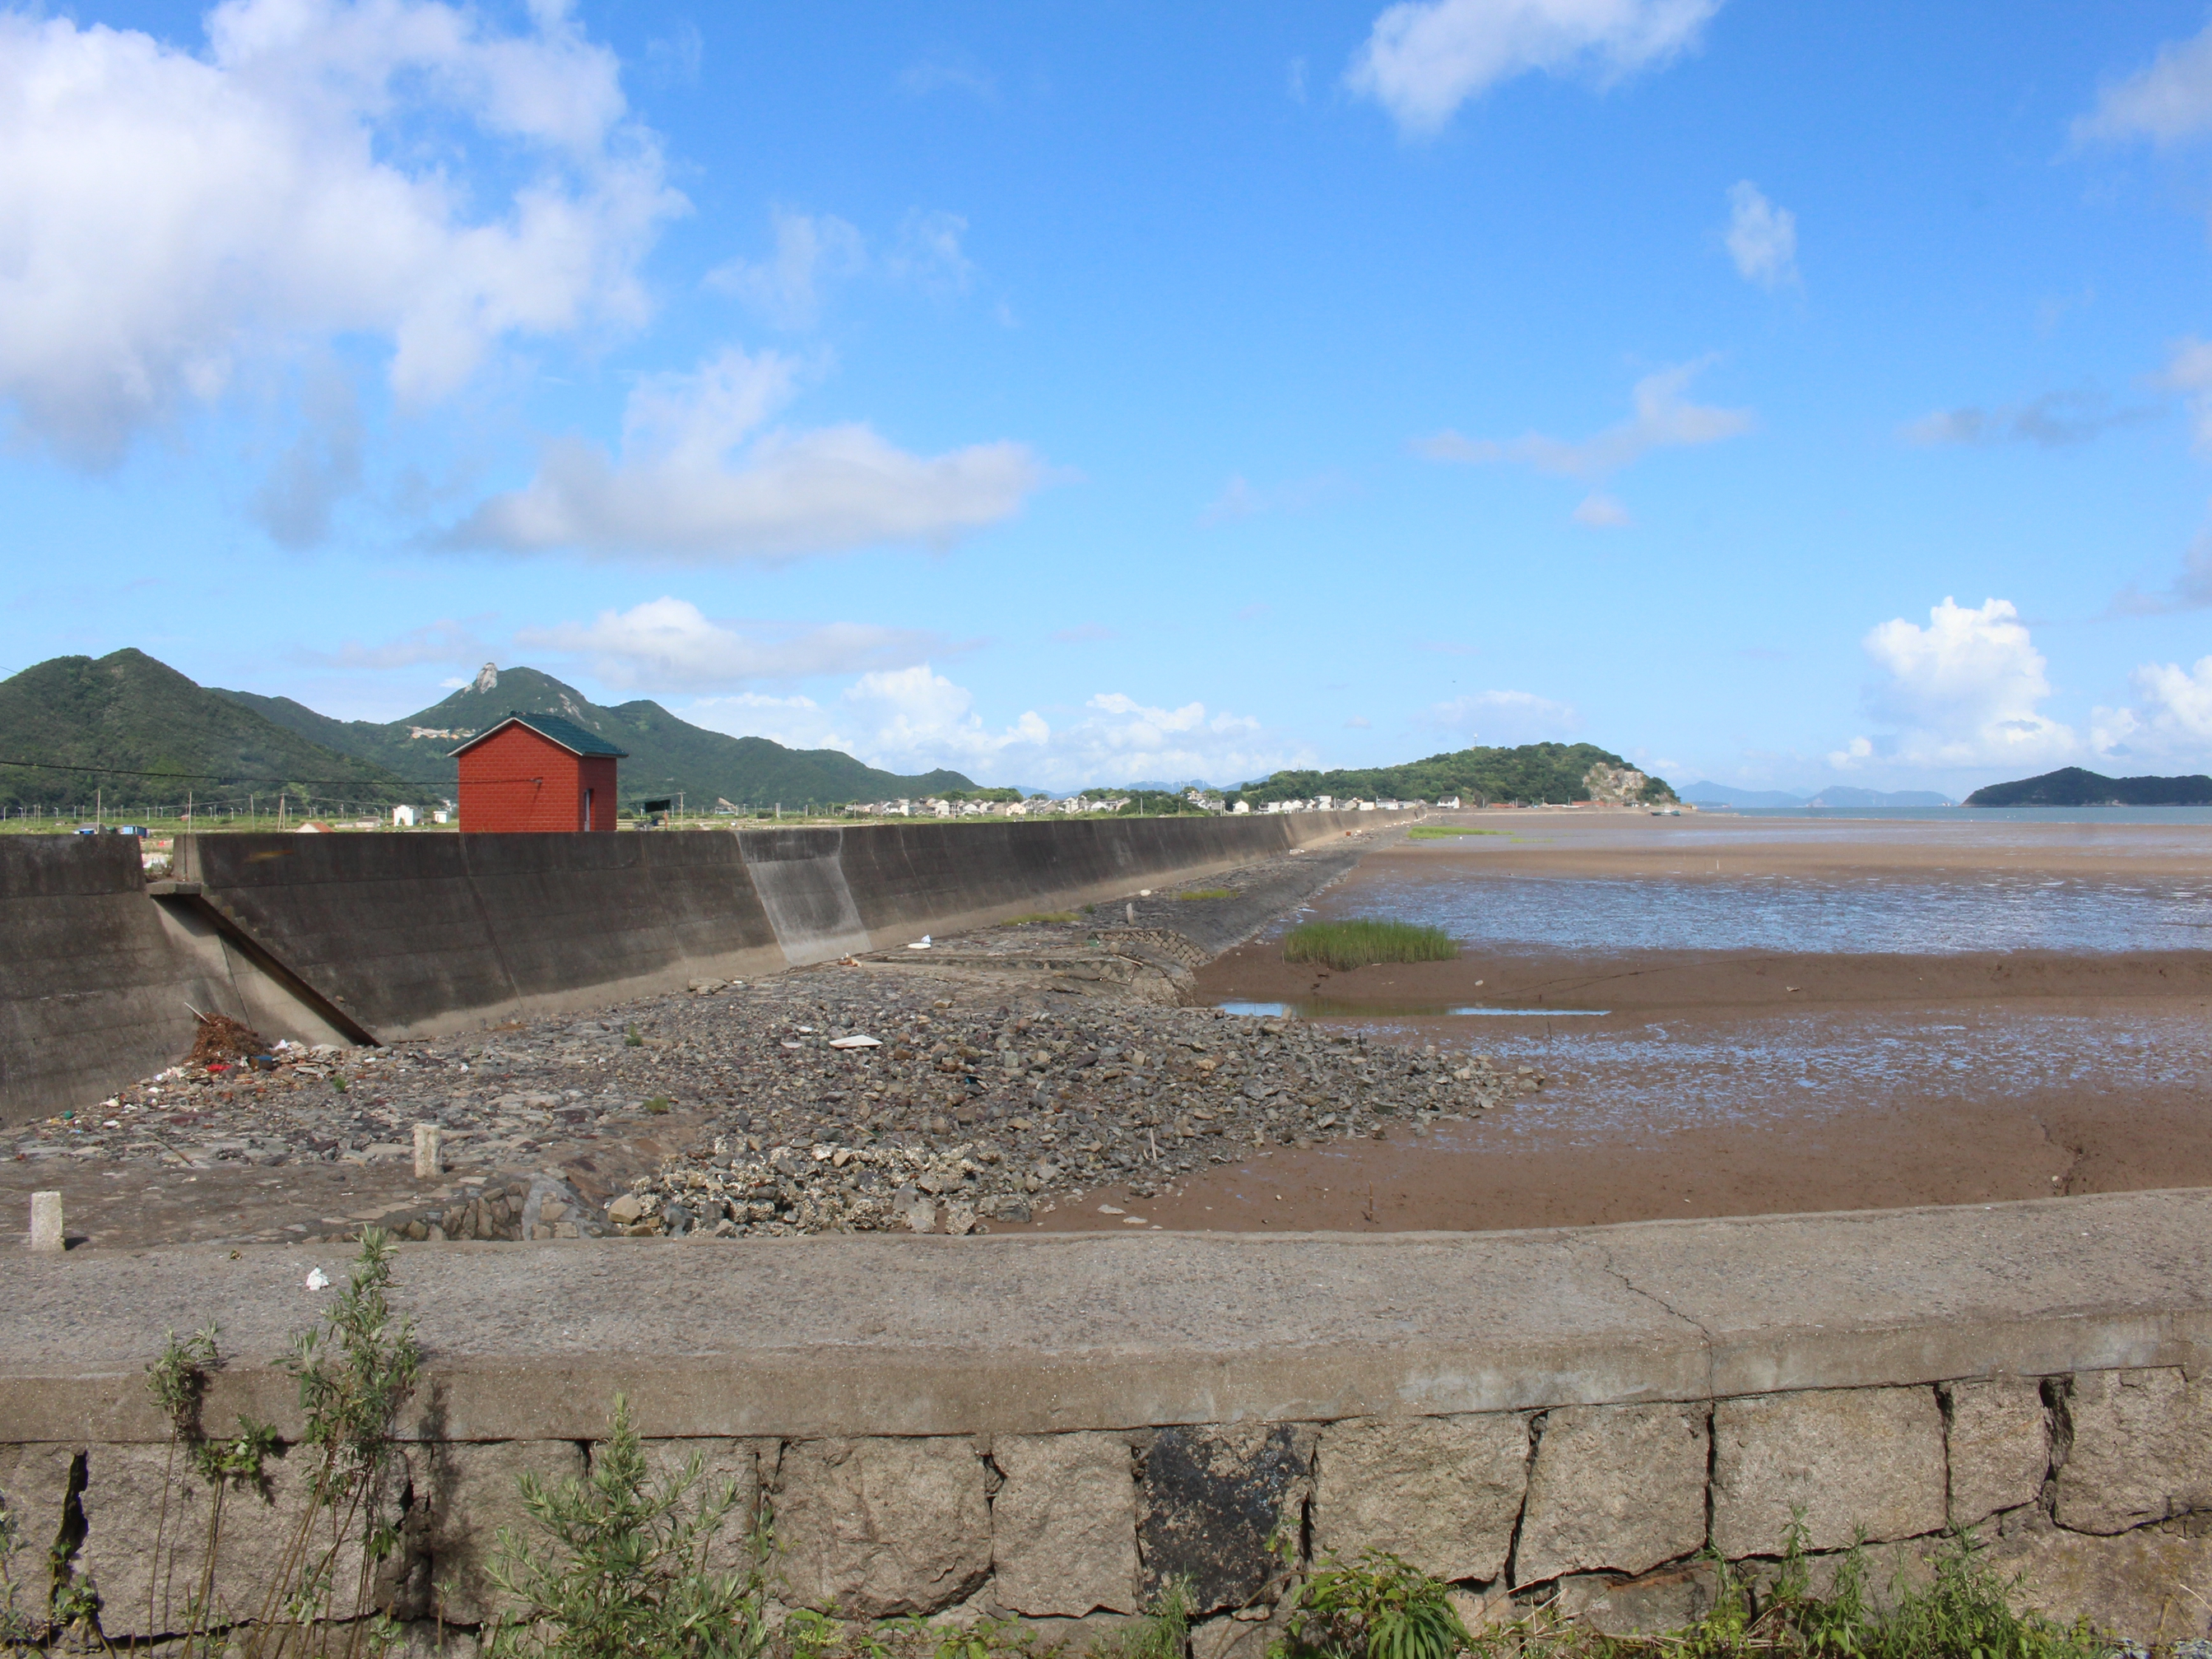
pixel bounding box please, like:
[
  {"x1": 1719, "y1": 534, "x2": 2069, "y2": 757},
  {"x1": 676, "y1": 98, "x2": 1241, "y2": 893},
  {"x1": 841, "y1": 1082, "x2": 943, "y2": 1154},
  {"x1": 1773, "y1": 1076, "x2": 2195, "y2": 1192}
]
[
  {"x1": 125, "y1": 1233, "x2": 421, "y2": 1658},
  {"x1": 1275, "y1": 1550, "x2": 1466, "y2": 1659},
  {"x1": 1281, "y1": 920, "x2": 1457, "y2": 972},
  {"x1": 1089, "y1": 1578, "x2": 1192, "y2": 1659},
  {"x1": 486, "y1": 1393, "x2": 768, "y2": 1659}
]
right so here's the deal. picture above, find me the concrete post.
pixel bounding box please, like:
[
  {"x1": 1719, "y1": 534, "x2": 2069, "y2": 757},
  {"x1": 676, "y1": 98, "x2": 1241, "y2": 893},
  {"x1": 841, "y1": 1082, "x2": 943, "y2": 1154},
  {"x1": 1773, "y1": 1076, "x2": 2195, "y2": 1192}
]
[
  {"x1": 30, "y1": 1191, "x2": 63, "y2": 1252},
  {"x1": 414, "y1": 1122, "x2": 443, "y2": 1179}
]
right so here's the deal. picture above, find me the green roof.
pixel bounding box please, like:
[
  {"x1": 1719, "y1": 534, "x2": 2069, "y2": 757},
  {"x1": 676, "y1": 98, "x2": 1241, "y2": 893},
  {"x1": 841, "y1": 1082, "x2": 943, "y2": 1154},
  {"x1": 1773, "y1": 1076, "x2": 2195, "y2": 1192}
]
[{"x1": 451, "y1": 712, "x2": 627, "y2": 760}]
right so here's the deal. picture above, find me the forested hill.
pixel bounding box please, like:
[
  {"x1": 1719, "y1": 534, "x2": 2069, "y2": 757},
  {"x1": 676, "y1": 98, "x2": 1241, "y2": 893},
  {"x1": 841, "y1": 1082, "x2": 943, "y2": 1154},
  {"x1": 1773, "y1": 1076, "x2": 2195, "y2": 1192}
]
[
  {"x1": 0, "y1": 650, "x2": 406, "y2": 811},
  {"x1": 1963, "y1": 767, "x2": 2212, "y2": 807},
  {"x1": 1233, "y1": 742, "x2": 1676, "y2": 807},
  {"x1": 221, "y1": 663, "x2": 975, "y2": 809}
]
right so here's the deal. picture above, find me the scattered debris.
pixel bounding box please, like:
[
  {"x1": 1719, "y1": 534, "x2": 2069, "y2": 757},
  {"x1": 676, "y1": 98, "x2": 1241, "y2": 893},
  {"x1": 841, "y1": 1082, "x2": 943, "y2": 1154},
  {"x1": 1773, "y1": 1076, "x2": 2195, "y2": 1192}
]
[{"x1": 185, "y1": 1012, "x2": 268, "y2": 1067}]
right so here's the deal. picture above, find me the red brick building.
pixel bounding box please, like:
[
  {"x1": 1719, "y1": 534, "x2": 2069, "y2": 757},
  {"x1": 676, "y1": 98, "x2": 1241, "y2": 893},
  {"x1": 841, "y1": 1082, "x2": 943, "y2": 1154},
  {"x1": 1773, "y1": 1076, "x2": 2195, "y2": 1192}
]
[{"x1": 449, "y1": 713, "x2": 626, "y2": 833}]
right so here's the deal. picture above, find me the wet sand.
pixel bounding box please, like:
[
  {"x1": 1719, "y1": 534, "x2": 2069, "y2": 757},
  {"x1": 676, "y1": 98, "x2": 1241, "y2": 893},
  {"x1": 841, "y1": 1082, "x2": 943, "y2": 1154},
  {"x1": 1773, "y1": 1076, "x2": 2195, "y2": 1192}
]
[{"x1": 1035, "y1": 812, "x2": 2212, "y2": 1236}]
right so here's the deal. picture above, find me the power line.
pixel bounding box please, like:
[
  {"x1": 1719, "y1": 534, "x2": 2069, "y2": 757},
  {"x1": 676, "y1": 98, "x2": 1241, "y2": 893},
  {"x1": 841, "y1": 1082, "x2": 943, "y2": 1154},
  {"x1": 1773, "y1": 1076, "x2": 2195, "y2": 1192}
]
[{"x1": 0, "y1": 755, "x2": 532, "y2": 786}]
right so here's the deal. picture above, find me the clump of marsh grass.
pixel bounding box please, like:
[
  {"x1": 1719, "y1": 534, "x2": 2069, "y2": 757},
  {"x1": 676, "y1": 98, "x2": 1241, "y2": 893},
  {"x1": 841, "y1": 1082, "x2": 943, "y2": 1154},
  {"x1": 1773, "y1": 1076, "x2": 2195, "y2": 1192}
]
[
  {"x1": 1282, "y1": 920, "x2": 1457, "y2": 972},
  {"x1": 1264, "y1": 1520, "x2": 2102, "y2": 1659},
  {"x1": 1005, "y1": 912, "x2": 1078, "y2": 925},
  {"x1": 1175, "y1": 889, "x2": 1235, "y2": 902}
]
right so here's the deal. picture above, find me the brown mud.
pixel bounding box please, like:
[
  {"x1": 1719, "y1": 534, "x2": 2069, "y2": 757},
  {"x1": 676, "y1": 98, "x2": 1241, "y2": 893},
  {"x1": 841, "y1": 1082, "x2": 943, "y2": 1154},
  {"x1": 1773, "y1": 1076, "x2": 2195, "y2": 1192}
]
[{"x1": 1035, "y1": 813, "x2": 2212, "y2": 1236}]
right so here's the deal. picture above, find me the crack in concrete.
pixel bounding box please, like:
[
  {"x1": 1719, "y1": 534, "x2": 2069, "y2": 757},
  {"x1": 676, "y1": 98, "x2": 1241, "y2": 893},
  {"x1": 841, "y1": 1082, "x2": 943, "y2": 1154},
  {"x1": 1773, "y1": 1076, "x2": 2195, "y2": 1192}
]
[{"x1": 1582, "y1": 1238, "x2": 1719, "y2": 1400}]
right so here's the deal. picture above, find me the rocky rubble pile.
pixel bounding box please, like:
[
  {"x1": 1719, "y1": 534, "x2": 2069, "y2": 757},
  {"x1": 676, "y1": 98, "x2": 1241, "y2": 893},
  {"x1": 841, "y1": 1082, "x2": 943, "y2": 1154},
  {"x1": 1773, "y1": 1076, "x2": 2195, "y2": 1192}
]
[
  {"x1": 10, "y1": 917, "x2": 1543, "y2": 1243},
  {"x1": 618, "y1": 987, "x2": 1545, "y2": 1237}
]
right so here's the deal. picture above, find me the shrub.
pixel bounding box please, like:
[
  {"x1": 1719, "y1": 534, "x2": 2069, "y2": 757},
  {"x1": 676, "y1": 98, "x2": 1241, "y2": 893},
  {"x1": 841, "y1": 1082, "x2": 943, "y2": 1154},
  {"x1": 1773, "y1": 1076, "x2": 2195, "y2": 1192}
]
[
  {"x1": 1274, "y1": 1549, "x2": 1466, "y2": 1659},
  {"x1": 1281, "y1": 921, "x2": 1457, "y2": 971},
  {"x1": 486, "y1": 1393, "x2": 769, "y2": 1659}
]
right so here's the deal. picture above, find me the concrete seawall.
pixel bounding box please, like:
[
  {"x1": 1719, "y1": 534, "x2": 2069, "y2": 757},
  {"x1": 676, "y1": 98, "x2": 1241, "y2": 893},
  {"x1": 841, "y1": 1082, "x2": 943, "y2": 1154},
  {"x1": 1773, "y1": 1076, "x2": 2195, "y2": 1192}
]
[
  {"x1": 2, "y1": 1190, "x2": 2210, "y2": 1643},
  {"x1": 0, "y1": 813, "x2": 1401, "y2": 1124}
]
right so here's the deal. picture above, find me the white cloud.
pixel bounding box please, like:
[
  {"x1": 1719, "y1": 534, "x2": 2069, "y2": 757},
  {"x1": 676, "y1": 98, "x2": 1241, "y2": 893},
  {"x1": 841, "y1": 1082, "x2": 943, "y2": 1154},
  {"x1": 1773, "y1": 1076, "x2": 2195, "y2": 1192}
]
[
  {"x1": 515, "y1": 597, "x2": 953, "y2": 693},
  {"x1": 1830, "y1": 597, "x2": 2075, "y2": 769},
  {"x1": 704, "y1": 208, "x2": 864, "y2": 330},
  {"x1": 1348, "y1": 0, "x2": 1722, "y2": 137},
  {"x1": 2156, "y1": 337, "x2": 2212, "y2": 455},
  {"x1": 1420, "y1": 689, "x2": 1582, "y2": 745},
  {"x1": 307, "y1": 617, "x2": 490, "y2": 671},
  {"x1": 1416, "y1": 358, "x2": 1752, "y2": 478},
  {"x1": 1198, "y1": 471, "x2": 1354, "y2": 524},
  {"x1": 0, "y1": 0, "x2": 679, "y2": 466},
  {"x1": 1572, "y1": 491, "x2": 1632, "y2": 527},
  {"x1": 2092, "y1": 658, "x2": 2212, "y2": 760},
  {"x1": 2075, "y1": 21, "x2": 2212, "y2": 145},
  {"x1": 251, "y1": 366, "x2": 362, "y2": 547},
  {"x1": 1724, "y1": 181, "x2": 1797, "y2": 288},
  {"x1": 2131, "y1": 658, "x2": 2212, "y2": 743},
  {"x1": 685, "y1": 667, "x2": 1310, "y2": 788},
  {"x1": 1901, "y1": 388, "x2": 2150, "y2": 450},
  {"x1": 2112, "y1": 531, "x2": 2212, "y2": 616},
  {"x1": 885, "y1": 211, "x2": 978, "y2": 300},
  {"x1": 448, "y1": 346, "x2": 1048, "y2": 561},
  {"x1": 899, "y1": 55, "x2": 996, "y2": 100}
]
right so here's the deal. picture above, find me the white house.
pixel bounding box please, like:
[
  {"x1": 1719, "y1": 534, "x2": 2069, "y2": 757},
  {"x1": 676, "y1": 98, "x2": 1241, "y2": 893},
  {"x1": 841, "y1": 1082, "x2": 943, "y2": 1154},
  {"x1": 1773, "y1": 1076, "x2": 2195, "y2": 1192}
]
[{"x1": 392, "y1": 805, "x2": 416, "y2": 828}]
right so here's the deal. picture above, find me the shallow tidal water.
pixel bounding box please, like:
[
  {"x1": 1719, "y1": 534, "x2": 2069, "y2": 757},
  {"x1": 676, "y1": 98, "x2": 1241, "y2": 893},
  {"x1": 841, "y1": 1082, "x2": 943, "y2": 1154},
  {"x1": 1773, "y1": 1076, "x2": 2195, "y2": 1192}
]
[{"x1": 1327, "y1": 867, "x2": 2212, "y2": 956}]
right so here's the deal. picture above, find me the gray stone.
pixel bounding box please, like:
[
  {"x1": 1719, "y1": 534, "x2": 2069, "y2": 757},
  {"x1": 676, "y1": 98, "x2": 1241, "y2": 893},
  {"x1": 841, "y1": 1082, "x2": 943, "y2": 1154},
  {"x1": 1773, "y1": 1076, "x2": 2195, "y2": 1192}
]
[
  {"x1": 991, "y1": 1433, "x2": 1139, "y2": 1617},
  {"x1": 413, "y1": 1439, "x2": 587, "y2": 1627},
  {"x1": 1517, "y1": 1403, "x2": 1708, "y2": 1584},
  {"x1": 1944, "y1": 1378, "x2": 2048, "y2": 1527},
  {"x1": 1990, "y1": 1514, "x2": 2212, "y2": 1643},
  {"x1": 774, "y1": 1436, "x2": 991, "y2": 1617},
  {"x1": 2054, "y1": 1369, "x2": 2212, "y2": 1536},
  {"x1": 1710, "y1": 1387, "x2": 1946, "y2": 1558},
  {"x1": 1549, "y1": 1561, "x2": 1719, "y2": 1636},
  {"x1": 1312, "y1": 1414, "x2": 1529, "y2": 1585},
  {"x1": 1140, "y1": 1424, "x2": 1313, "y2": 1614},
  {"x1": 76, "y1": 1442, "x2": 397, "y2": 1639},
  {"x1": 639, "y1": 1438, "x2": 767, "y2": 1581},
  {"x1": 0, "y1": 1443, "x2": 77, "y2": 1616}
]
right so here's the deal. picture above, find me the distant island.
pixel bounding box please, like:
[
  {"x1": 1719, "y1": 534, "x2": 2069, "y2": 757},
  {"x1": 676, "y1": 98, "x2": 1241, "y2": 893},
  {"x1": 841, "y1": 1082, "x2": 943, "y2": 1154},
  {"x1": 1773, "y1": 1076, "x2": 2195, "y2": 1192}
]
[
  {"x1": 1234, "y1": 742, "x2": 1675, "y2": 808},
  {"x1": 1963, "y1": 767, "x2": 2212, "y2": 808}
]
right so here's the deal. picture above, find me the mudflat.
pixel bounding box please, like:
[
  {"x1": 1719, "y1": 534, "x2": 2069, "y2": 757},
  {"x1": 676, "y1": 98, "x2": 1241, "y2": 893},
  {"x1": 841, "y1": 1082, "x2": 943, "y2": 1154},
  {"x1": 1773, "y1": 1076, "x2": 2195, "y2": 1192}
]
[{"x1": 1036, "y1": 811, "x2": 2212, "y2": 1237}]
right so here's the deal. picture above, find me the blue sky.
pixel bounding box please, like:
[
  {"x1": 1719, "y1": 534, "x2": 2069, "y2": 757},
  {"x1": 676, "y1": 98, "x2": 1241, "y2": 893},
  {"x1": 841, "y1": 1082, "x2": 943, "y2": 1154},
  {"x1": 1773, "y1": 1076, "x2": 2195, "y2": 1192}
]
[{"x1": 6, "y1": 0, "x2": 2212, "y2": 794}]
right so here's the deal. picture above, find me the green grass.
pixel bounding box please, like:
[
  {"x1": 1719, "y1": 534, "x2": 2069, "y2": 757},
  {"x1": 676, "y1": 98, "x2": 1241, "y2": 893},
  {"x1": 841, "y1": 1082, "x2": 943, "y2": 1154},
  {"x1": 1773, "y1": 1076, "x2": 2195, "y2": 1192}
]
[
  {"x1": 1406, "y1": 825, "x2": 1508, "y2": 839},
  {"x1": 1282, "y1": 919, "x2": 1457, "y2": 970},
  {"x1": 1004, "y1": 911, "x2": 1078, "y2": 925},
  {"x1": 1175, "y1": 888, "x2": 1236, "y2": 900}
]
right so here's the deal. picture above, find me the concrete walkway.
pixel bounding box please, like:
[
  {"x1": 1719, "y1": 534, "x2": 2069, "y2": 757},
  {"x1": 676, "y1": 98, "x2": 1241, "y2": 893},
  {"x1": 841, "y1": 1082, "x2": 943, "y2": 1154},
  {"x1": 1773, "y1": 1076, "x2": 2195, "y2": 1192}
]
[{"x1": 4, "y1": 1187, "x2": 2207, "y2": 1443}]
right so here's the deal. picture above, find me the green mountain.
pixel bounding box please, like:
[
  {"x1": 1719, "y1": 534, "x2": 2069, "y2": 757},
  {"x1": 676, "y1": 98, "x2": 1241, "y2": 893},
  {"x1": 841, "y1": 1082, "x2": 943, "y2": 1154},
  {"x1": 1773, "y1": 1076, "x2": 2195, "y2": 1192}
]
[
  {"x1": 1232, "y1": 742, "x2": 1676, "y2": 807},
  {"x1": 1963, "y1": 767, "x2": 2212, "y2": 807},
  {"x1": 220, "y1": 662, "x2": 977, "y2": 809},
  {"x1": 0, "y1": 650, "x2": 406, "y2": 814}
]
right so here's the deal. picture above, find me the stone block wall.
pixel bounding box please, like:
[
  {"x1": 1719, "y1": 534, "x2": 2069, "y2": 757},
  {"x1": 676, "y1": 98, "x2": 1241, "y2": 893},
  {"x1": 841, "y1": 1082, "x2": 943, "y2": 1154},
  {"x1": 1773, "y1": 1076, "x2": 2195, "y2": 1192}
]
[{"x1": 6, "y1": 1366, "x2": 2212, "y2": 1650}]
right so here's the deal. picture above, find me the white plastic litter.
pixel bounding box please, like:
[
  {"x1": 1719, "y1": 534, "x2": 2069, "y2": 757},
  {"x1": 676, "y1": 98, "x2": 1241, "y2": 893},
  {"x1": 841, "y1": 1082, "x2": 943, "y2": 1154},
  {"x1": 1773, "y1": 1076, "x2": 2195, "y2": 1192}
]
[
  {"x1": 828, "y1": 1034, "x2": 881, "y2": 1049},
  {"x1": 304, "y1": 1267, "x2": 331, "y2": 1290},
  {"x1": 906, "y1": 935, "x2": 932, "y2": 950}
]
